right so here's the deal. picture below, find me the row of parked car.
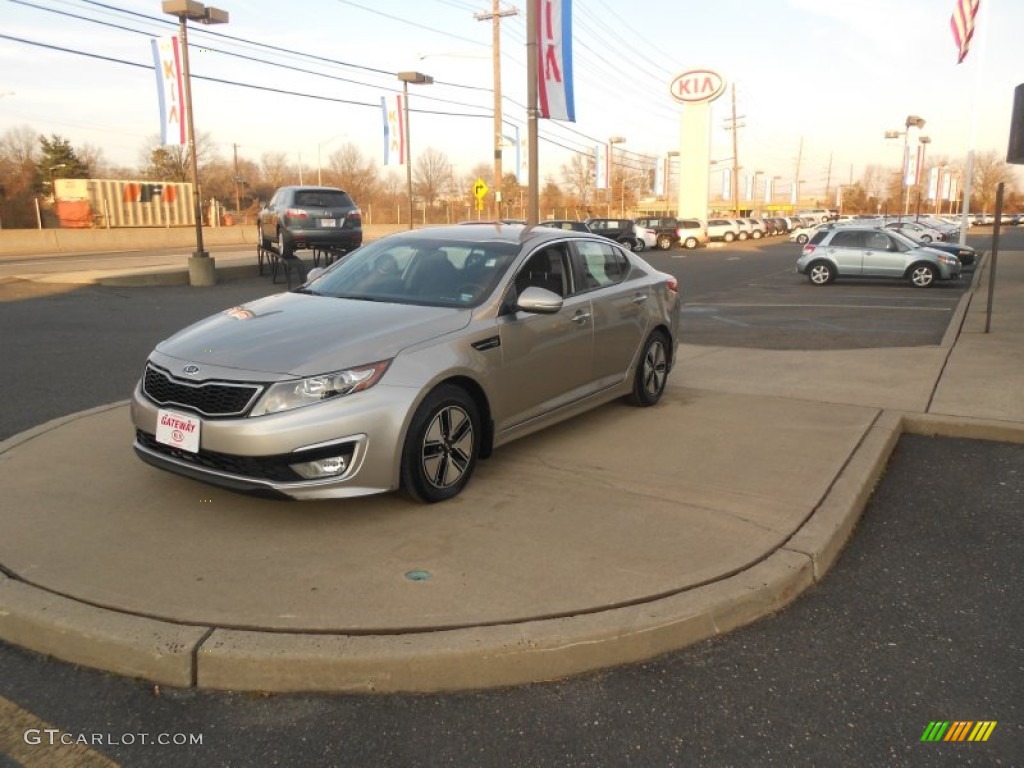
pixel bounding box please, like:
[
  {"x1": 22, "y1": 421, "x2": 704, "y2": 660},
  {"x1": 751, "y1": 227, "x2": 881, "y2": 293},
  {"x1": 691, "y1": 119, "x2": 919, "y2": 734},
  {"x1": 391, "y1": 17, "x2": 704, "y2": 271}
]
[{"x1": 540, "y1": 214, "x2": 837, "y2": 252}]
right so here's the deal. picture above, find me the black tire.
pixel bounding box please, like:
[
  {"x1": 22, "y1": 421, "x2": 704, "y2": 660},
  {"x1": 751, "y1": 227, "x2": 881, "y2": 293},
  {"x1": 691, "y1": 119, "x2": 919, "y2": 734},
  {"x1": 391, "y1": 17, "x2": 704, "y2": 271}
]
[
  {"x1": 401, "y1": 385, "x2": 480, "y2": 503},
  {"x1": 807, "y1": 260, "x2": 835, "y2": 285},
  {"x1": 277, "y1": 229, "x2": 293, "y2": 259},
  {"x1": 656, "y1": 234, "x2": 673, "y2": 250},
  {"x1": 258, "y1": 224, "x2": 271, "y2": 249},
  {"x1": 921, "y1": 235, "x2": 932, "y2": 243},
  {"x1": 632, "y1": 239, "x2": 645, "y2": 252},
  {"x1": 627, "y1": 331, "x2": 670, "y2": 407},
  {"x1": 909, "y1": 263, "x2": 937, "y2": 288},
  {"x1": 796, "y1": 233, "x2": 809, "y2": 244},
  {"x1": 723, "y1": 232, "x2": 735, "y2": 242},
  {"x1": 738, "y1": 232, "x2": 748, "y2": 241},
  {"x1": 683, "y1": 237, "x2": 699, "y2": 249}
]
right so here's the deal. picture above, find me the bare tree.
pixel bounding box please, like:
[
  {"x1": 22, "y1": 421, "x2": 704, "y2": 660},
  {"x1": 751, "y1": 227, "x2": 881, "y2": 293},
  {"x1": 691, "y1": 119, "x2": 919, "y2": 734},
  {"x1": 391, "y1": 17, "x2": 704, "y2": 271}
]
[
  {"x1": 139, "y1": 132, "x2": 216, "y2": 182},
  {"x1": 414, "y1": 147, "x2": 452, "y2": 213},
  {"x1": 325, "y1": 143, "x2": 381, "y2": 207},
  {"x1": 260, "y1": 151, "x2": 292, "y2": 190},
  {"x1": 970, "y1": 150, "x2": 1019, "y2": 211},
  {"x1": 561, "y1": 151, "x2": 594, "y2": 210},
  {"x1": 0, "y1": 125, "x2": 40, "y2": 228}
]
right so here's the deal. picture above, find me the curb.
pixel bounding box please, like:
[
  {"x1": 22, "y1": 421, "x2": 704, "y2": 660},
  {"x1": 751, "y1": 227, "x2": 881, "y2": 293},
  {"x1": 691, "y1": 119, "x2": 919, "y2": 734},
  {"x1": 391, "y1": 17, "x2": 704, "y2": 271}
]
[{"x1": 3, "y1": 402, "x2": 1022, "y2": 693}]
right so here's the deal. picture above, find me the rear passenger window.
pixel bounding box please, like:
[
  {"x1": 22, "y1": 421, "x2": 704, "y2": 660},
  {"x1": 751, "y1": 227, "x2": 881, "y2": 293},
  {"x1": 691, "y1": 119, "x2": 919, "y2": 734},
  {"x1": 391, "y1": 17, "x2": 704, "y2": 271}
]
[
  {"x1": 830, "y1": 230, "x2": 865, "y2": 247},
  {"x1": 575, "y1": 241, "x2": 630, "y2": 289}
]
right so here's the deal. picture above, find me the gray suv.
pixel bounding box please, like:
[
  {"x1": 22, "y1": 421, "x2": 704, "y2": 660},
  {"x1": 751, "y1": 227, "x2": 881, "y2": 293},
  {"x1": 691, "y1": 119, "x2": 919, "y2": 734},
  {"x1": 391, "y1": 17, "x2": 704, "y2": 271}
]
[{"x1": 796, "y1": 227, "x2": 961, "y2": 288}]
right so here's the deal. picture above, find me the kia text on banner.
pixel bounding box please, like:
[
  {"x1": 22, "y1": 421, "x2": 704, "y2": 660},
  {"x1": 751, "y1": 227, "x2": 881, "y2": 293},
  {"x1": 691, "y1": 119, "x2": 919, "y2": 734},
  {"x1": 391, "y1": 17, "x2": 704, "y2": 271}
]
[
  {"x1": 151, "y1": 36, "x2": 186, "y2": 146},
  {"x1": 950, "y1": 0, "x2": 980, "y2": 64},
  {"x1": 381, "y1": 94, "x2": 404, "y2": 166},
  {"x1": 537, "y1": 0, "x2": 575, "y2": 121}
]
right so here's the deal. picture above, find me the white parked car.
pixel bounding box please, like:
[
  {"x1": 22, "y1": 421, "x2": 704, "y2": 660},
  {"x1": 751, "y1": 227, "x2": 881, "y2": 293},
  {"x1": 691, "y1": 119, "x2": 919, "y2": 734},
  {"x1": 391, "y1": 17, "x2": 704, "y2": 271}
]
[{"x1": 632, "y1": 224, "x2": 658, "y2": 252}]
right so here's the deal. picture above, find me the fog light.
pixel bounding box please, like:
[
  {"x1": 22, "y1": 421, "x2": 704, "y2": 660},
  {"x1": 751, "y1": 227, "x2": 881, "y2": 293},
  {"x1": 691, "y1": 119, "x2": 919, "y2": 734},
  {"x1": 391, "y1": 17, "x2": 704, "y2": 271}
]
[{"x1": 290, "y1": 455, "x2": 348, "y2": 480}]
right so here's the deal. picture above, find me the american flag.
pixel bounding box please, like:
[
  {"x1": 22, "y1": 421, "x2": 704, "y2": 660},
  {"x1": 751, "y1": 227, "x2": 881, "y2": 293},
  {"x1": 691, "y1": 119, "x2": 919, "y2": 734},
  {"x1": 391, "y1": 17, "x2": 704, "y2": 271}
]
[{"x1": 950, "y1": 0, "x2": 981, "y2": 64}]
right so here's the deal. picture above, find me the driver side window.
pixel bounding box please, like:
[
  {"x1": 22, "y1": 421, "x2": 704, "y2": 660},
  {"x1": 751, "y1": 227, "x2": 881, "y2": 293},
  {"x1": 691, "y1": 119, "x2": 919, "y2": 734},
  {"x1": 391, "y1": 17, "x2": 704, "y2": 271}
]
[{"x1": 513, "y1": 246, "x2": 569, "y2": 298}]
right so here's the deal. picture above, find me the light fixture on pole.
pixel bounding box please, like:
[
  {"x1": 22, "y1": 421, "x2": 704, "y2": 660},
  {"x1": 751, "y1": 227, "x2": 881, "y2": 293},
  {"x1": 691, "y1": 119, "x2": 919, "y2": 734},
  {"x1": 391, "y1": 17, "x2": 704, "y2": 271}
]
[
  {"x1": 607, "y1": 136, "x2": 625, "y2": 216},
  {"x1": 397, "y1": 71, "x2": 433, "y2": 230},
  {"x1": 161, "y1": 0, "x2": 229, "y2": 287},
  {"x1": 885, "y1": 114, "x2": 925, "y2": 224}
]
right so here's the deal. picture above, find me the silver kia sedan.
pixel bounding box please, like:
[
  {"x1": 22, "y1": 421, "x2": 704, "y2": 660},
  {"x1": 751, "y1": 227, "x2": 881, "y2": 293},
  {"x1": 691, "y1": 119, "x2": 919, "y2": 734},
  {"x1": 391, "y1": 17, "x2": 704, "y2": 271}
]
[{"x1": 131, "y1": 224, "x2": 681, "y2": 502}]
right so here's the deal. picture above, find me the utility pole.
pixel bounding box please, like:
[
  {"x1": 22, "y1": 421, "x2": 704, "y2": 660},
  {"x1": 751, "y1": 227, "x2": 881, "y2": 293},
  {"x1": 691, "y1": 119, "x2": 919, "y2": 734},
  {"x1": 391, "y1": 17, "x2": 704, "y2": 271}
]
[
  {"x1": 232, "y1": 143, "x2": 241, "y2": 213},
  {"x1": 824, "y1": 152, "x2": 833, "y2": 207},
  {"x1": 476, "y1": 1, "x2": 518, "y2": 220},
  {"x1": 724, "y1": 83, "x2": 744, "y2": 217},
  {"x1": 793, "y1": 136, "x2": 804, "y2": 208}
]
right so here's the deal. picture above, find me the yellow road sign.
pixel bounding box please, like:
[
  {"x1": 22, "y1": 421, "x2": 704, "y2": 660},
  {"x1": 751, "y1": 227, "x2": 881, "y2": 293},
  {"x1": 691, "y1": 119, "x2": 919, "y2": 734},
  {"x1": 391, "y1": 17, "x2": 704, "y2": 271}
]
[{"x1": 473, "y1": 178, "x2": 489, "y2": 200}]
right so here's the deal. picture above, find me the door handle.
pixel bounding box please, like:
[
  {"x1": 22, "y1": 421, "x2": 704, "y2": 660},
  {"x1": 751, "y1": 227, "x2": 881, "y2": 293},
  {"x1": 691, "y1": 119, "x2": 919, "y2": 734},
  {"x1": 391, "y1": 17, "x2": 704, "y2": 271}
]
[
  {"x1": 571, "y1": 311, "x2": 591, "y2": 324},
  {"x1": 631, "y1": 294, "x2": 649, "y2": 304}
]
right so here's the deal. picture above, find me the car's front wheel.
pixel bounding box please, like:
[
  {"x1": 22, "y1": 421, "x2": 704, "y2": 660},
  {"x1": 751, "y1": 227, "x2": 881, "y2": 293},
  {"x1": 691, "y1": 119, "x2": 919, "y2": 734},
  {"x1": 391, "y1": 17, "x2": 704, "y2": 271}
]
[
  {"x1": 683, "y1": 237, "x2": 699, "y2": 249},
  {"x1": 401, "y1": 384, "x2": 480, "y2": 503},
  {"x1": 796, "y1": 233, "x2": 809, "y2": 244},
  {"x1": 657, "y1": 234, "x2": 673, "y2": 250},
  {"x1": 724, "y1": 232, "x2": 735, "y2": 242},
  {"x1": 627, "y1": 330, "x2": 670, "y2": 407},
  {"x1": 909, "y1": 263, "x2": 937, "y2": 288},
  {"x1": 807, "y1": 260, "x2": 835, "y2": 285}
]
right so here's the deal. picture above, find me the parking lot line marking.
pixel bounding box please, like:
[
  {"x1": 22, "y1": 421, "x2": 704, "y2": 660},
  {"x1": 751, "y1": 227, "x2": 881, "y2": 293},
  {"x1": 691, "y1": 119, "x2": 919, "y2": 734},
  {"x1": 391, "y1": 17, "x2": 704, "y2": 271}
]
[{"x1": 0, "y1": 696, "x2": 119, "y2": 768}]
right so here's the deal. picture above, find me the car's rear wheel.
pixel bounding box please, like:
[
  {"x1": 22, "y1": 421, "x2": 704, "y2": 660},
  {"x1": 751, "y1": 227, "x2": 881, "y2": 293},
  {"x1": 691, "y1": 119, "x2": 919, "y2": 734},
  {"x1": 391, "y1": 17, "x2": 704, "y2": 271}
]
[
  {"x1": 627, "y1": 330, "x2": 670, "y2": 407},
  {"x1": 921, "y1": 234, "x2": 933, "y2": 243},
  {"x1": 737, "y1": 232, "x2": 748, "y2": 240},
  {"x1": 277, "y1": 229, "x2": 294, "y2": 259},
  {"x1": 632, "y1": 239, "x2": 645, "y2": 252},
  {"x1": 909, "y1": 263, "x2": 937, "y2": 288},
  {"x1": 657, "y1": 234, "x2": 673, "y2": 250},
  {"x1": 752, "y1": 231, "x2": 762, "y2": 239},
  {"x1": 401, "y1": 384, "x2": 480, "y2": 503},
  {"x1": 807, "y1": 261, "x2": 835, "y2": 285},
  {"x1": 796, "y1": 233, "x2": 809, "y2": 244},
  {"x1": 724, "y1": 232, "x2": 735, "y2": 242},
  {"x1": 683, "y1": 237, "x2": 699, "y2": 249}
]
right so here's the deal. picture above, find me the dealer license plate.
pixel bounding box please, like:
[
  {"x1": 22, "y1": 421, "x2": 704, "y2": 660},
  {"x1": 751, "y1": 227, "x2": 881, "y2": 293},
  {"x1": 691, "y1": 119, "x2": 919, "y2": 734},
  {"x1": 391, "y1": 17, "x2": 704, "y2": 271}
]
[{"x1": 155, "y1": 409, "x2": 201, "y2": 453}]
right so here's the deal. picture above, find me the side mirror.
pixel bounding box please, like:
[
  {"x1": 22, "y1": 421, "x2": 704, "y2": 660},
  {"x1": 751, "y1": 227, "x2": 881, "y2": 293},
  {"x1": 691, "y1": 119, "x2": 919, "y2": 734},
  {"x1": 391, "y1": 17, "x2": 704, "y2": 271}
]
[{"x1": 517, "y1": 286, "x2": 563, "y2": 314}]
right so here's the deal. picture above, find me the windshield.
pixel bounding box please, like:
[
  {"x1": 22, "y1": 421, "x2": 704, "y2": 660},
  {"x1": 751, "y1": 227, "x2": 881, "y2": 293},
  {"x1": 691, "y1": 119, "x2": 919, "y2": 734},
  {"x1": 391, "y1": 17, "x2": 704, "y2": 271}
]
[{"x1": 306, "y1": 237, "x2": 520, "y2": 307}]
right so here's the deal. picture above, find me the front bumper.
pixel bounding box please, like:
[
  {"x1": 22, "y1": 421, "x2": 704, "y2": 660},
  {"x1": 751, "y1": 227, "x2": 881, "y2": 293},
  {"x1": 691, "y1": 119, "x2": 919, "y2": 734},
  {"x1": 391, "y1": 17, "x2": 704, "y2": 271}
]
[{"x1": 130, "y1": 380, "x2": 418, "y2": 500}]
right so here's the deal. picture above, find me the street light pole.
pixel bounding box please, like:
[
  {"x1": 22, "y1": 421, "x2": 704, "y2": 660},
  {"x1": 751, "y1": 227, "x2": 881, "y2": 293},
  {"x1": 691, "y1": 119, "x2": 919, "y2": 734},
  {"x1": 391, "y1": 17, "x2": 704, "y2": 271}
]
[
  {"x1": 161, "y1": 0, "x2": 229, "y2": 287},
  {"x1": 887, "y1": 114, "x2": 925, "y2": 224},
  {"x1": 608, "y1": 136, "x2": 625, "y2": 216},
  {"x1": 914, "y1": 135, "x2": 931, "y2": 221},
  {"x1": 397, "y1": 71, "x2": 433, "y2": 230}
]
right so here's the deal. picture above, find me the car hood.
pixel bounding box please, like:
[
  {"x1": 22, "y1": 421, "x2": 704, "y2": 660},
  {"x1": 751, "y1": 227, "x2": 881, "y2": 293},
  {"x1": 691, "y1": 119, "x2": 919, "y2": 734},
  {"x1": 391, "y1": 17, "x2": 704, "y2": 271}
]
[{"x1": 154, "y1": 291, "x2": 472, "y2": 376}]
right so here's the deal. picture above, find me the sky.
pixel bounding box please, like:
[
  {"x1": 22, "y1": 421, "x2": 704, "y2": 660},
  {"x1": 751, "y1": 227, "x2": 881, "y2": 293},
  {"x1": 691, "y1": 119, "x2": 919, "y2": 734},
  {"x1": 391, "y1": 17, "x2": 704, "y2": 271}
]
[{"x1": 1, "y1": 0, "x2": 1022, "y2": 198}]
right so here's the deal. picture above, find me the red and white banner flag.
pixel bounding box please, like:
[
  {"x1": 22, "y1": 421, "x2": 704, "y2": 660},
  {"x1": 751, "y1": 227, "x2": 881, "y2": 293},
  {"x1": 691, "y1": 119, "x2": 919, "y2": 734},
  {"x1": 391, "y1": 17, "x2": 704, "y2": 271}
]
[
  {"x1": 950, "y1": 0, "x2": 980, "y2": 64},
  {"x1": 151, "y1": 36, "x2": 186, "y2": 146},
  {"x1": 381, "y1": 94, "x2": 404, "y2": 166},
  {"x1": 537, "y1": 0, "x2": 575, "y2": 121}
]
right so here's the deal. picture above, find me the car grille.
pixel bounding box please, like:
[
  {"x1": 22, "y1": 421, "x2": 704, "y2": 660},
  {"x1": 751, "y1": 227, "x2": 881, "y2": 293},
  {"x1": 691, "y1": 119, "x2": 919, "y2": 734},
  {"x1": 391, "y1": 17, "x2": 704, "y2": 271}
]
[
  {"x1": 143, "y1": 364, "x2": 263, "y2": 418},
  {"x1": 136, "y1": 430, "x2": 358, "y2": 484}
]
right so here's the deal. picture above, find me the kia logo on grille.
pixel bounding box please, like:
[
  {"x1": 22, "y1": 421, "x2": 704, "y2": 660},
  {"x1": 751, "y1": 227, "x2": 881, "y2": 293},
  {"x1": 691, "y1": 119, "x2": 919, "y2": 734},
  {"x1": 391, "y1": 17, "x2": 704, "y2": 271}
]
[{"x1": 182, "y1": 364, "x2": 201, "y2": 376}]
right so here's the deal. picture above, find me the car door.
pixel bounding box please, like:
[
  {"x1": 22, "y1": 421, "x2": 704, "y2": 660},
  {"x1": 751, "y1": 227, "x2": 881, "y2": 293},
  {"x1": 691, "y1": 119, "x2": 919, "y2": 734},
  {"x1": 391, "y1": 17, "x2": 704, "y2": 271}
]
[
  {"x1": 570, "y1": 239, "x2": 649, "y2": 390},
  {"x1": 494, "y1": 243, "x2": 595, "y2": 433},
  {"x1": 863, "y1": 230, "x2": 909, "y2": 278},
  {"x1": 822, "y1": 229, "x2": 865, "y2": 275}
]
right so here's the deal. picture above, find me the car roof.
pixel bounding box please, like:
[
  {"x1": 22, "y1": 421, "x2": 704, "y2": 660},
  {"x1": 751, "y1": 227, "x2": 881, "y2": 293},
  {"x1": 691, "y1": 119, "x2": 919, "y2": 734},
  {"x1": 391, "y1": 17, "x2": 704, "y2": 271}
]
[{"x1": 388, "y1": 223, "x2": 612, "y2": 247}]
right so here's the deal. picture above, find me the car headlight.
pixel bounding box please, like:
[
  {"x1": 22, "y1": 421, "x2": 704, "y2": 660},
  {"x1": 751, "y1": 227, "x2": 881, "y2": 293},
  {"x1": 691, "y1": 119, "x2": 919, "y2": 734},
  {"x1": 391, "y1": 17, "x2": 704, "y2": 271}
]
[
  {"x1": 250, "y1": 360, "x2": 391, "y2": 416},
  {"x1": 940, "y1": 255, "x2": 958, "y2": 265}
]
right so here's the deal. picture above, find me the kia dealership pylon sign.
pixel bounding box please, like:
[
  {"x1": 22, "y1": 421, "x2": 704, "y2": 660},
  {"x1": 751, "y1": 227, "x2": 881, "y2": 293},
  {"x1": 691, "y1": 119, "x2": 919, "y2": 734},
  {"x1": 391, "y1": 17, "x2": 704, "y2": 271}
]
[
  {"x1": 669, "y1": 69, "x2": 726, "y2": 105},
  {"x1": 670, "y1": 68, "x2": 727, "y2": 225}
]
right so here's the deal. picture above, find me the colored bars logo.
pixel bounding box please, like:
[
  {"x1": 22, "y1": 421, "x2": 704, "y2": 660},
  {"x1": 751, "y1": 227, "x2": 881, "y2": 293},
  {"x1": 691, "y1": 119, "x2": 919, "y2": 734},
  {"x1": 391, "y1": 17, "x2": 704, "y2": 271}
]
[{"x1": 921, "y1": 721, "x2": 997, "y2": 742}]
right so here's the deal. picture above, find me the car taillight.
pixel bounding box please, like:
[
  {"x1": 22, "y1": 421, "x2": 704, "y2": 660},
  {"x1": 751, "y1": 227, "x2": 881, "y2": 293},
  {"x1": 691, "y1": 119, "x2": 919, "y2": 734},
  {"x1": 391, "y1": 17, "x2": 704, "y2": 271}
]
[
  {"x1": 346, "y1": 208, "x2": 362, "y2": 224},
  {"x1": 285, "y1": 208, "x2": 309, "y2": 219},
  {"x1": 802, "y1": 244, "x2": 816, "y2": 255},
  {"x1": 664, "y1": 274, "x2": 678, "y2": 293}
]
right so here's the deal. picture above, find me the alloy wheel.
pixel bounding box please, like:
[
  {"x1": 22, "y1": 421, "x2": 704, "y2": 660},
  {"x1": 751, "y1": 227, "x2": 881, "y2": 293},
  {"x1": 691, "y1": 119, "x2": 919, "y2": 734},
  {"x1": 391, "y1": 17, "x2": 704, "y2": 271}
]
[{"x1": 421, "y1": 405, "x2": 474, "y2": 489}]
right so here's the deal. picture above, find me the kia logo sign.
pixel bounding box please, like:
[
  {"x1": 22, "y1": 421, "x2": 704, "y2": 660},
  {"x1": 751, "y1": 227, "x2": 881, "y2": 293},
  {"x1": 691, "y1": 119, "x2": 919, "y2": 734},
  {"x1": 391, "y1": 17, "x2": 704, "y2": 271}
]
[{"x1": 669, "y1": 70, "x2": 726, "y2": 104}]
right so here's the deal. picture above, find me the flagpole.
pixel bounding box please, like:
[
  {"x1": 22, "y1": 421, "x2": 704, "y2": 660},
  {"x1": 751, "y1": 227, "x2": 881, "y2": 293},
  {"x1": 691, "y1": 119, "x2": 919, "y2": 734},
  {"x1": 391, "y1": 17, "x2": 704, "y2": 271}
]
[{"x1": 958, "y1": 0, "x2": 990, "y2": 245}]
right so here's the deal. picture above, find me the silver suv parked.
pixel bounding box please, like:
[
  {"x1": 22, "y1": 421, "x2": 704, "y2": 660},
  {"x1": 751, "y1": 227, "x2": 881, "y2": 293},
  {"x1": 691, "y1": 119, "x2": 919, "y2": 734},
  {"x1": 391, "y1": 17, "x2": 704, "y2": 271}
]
[
  {"x1": 796, "y1": 227, "x2": 961, "y2": 288},
  {"x1": 706, "y1": 218, "x2": 741, "y2": 242}
]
